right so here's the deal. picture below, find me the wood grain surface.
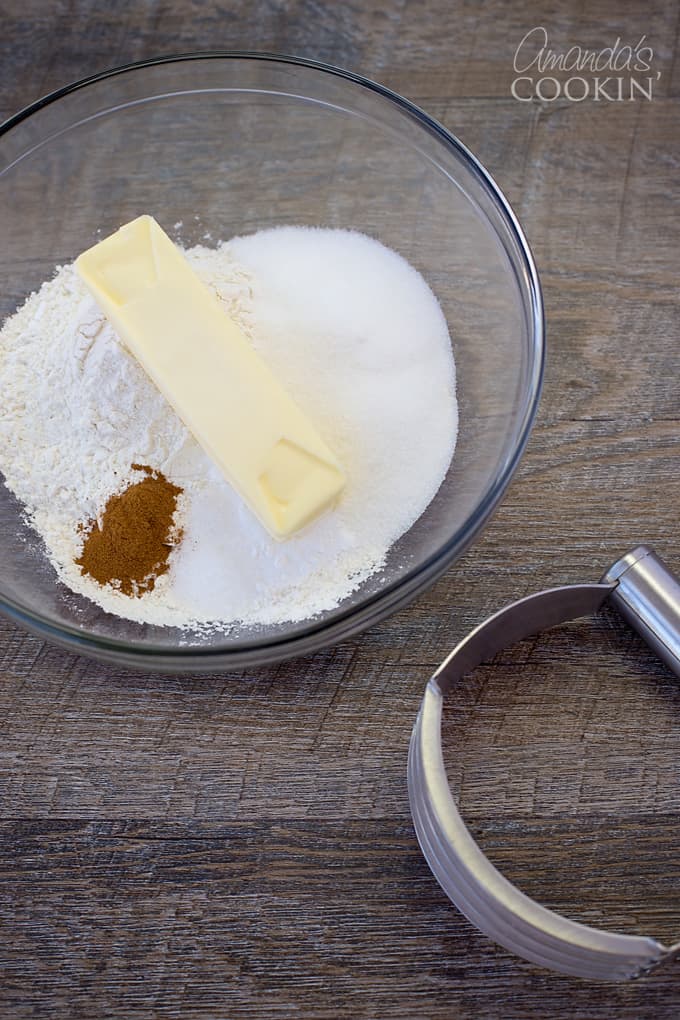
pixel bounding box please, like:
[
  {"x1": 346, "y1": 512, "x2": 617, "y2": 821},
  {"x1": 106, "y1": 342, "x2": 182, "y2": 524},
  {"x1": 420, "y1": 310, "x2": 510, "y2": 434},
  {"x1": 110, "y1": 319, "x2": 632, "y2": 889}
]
[{"x1": 1, "y1": 2, "x2": 680, "y2": 1017}]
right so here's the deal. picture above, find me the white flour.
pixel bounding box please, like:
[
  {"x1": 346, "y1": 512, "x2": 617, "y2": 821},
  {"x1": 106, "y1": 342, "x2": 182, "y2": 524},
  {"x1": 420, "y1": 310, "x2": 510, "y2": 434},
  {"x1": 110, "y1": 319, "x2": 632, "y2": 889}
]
[{"x1": 0, "y1": 227, "x2": 458, "y2": 627}]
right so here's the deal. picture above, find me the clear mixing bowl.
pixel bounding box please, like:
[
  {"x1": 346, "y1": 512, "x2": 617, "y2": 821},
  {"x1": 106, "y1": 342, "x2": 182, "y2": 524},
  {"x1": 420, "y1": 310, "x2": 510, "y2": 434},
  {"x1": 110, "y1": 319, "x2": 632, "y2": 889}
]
[{"x1": 0, "y1": 54, "x2": 544, "y2": 671}]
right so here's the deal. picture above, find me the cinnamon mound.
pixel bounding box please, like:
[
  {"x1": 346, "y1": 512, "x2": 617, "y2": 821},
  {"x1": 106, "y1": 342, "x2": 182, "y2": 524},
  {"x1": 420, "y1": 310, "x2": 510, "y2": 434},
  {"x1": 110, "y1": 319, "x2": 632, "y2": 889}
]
[{"x1": 77, "y1": 464, "x2": 182, "y2": 597}]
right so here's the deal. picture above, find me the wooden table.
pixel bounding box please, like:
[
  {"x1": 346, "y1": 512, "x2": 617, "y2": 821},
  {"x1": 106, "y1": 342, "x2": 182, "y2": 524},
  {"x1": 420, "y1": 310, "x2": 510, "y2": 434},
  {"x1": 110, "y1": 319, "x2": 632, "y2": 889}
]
[{"x1": 1, "y1": 2, "x2": 679, "y2": 1016}]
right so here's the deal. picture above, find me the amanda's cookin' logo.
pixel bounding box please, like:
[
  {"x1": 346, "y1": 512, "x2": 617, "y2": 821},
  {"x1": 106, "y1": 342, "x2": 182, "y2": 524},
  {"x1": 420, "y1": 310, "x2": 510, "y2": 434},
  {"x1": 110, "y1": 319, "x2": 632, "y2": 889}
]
[{"x1": 511, "y1": 26, "x2": 660, "y2": 102}]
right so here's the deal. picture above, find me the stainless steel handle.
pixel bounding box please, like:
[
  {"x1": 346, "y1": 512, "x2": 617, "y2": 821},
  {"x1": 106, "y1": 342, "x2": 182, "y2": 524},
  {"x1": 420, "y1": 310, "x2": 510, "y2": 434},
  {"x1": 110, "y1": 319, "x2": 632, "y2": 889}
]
[{"x1": 603, "y1": 545, "x2": 680, "y2": 680}]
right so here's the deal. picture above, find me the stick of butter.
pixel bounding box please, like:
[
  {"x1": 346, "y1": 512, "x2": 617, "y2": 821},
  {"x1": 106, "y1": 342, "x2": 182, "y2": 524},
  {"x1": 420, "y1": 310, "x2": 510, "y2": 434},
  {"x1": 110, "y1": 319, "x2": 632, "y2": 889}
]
[{"x1": 76, "y1": 216, "x2": 345, "y2": 540}]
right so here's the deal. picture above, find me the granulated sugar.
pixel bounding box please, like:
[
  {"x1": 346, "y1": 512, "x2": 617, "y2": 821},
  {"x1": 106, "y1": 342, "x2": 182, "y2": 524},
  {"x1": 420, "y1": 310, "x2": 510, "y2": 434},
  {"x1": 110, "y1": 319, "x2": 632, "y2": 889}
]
[{"x1": 0, "y1": 226, "x2": 457, "y2": 628}]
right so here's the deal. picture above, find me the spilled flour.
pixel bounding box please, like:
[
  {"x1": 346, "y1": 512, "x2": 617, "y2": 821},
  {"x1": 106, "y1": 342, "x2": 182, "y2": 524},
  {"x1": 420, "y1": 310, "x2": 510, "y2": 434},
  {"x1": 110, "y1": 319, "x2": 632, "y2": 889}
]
[{"x1": 0, "y1": 226, "x2": 458, "y2": 627}]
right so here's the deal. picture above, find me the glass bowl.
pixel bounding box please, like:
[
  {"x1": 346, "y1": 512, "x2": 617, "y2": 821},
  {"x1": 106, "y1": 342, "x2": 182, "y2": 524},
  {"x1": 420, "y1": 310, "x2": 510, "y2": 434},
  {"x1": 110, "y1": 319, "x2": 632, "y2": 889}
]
[{"x1": 0, "y1": 53, "x2": 544, "y2": 671}]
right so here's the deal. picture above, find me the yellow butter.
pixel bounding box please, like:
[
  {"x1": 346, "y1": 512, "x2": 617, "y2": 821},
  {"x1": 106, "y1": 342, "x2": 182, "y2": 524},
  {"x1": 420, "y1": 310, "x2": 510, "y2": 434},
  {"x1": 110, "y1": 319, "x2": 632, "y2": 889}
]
[{"x1": 76, "y1": 216, "x2": 345, "y2": 539}]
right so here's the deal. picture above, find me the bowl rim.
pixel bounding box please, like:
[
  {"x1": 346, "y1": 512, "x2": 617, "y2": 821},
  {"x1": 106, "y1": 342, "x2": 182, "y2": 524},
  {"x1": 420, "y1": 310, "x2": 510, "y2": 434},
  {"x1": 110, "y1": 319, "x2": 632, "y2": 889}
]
[{"x1": 0, "y1": 51, "x2": 545, "y2": 669}]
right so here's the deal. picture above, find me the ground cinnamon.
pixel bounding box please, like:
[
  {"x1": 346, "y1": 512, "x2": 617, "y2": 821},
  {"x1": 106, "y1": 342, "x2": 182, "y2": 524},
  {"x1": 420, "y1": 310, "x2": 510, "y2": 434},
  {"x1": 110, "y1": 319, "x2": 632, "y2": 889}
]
[{"x1": 76, "y1": 464, "x2": 183, "y2": 597}]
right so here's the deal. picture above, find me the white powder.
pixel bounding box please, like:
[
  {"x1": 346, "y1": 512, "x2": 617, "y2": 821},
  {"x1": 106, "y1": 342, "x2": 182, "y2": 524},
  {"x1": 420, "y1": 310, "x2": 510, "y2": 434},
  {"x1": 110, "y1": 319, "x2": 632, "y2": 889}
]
[{"x1": 0, "y1": 227, "x2": 457, "y2": 628}]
